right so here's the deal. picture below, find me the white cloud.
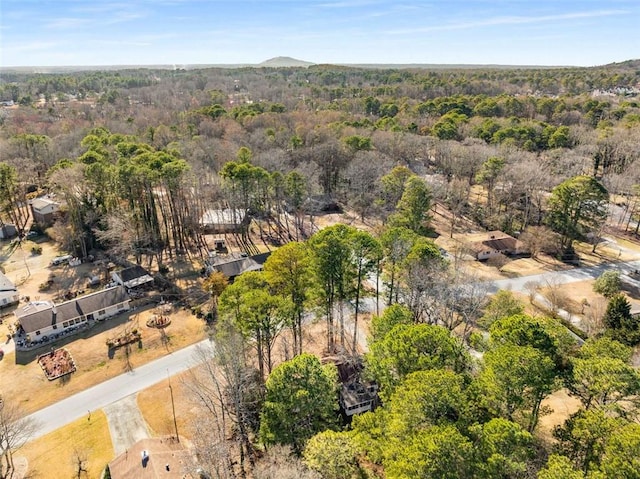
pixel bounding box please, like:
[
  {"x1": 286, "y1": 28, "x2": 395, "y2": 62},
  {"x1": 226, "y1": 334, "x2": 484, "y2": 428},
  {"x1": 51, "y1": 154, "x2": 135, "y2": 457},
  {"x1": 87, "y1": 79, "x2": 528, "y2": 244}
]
[
  {"x1": 44, "y1": 17, "x2": 92, "y2": 29},
  {"x1": 385, "y1": 9, "x2": 629, "y2": 35}
]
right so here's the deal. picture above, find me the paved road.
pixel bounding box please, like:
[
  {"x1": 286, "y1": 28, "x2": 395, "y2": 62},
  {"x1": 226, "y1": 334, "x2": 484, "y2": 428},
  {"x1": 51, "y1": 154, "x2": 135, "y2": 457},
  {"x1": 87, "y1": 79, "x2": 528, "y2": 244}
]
[
  {"x1": 24, "y1": 255, "x2": 640, "y2": 442},
  {"x1": 25, "y1": 338, "x2": 213, "y2": 440},
  {"x1": 488, "y1": 259, "x2": 640, "y2": 294}
]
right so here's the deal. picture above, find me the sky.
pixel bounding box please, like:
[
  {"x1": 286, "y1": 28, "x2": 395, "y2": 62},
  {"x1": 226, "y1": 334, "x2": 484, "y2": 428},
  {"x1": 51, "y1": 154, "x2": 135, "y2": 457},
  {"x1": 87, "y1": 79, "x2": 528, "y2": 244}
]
[{"x1": 1, "y1": 0, "x2": 639, "y2": 67}]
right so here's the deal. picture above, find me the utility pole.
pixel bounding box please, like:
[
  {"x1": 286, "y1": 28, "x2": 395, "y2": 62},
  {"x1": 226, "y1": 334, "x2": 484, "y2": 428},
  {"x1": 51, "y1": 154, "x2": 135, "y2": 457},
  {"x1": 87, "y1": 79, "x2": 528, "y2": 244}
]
[{"x1": 167, "y1": 370, "x2": 179, "y2": 443}]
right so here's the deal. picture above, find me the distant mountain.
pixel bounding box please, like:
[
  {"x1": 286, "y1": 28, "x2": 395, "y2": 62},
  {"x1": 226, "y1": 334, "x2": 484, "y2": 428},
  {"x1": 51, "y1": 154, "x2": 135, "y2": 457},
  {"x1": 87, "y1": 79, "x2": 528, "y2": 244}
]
[{"x1": 258, "y1": 56, "x2": 315, "y2": 68}]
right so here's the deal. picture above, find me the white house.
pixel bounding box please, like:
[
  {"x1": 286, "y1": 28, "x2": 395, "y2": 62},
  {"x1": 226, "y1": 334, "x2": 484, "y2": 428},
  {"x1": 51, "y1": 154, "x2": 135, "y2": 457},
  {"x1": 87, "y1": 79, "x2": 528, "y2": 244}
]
[
  {"x1": 15, "y1": 286, "x2": 130, "y2": 340},
  {"x1": 0, "y1": 271, "x2": 19, "y2": 309}
]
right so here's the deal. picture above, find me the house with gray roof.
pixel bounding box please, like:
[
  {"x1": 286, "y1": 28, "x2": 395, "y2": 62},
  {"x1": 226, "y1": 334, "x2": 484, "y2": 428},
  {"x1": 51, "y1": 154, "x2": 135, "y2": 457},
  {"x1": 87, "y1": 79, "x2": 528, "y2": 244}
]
[
  {"x1": 204, "y1": 252, "x2": 270, "y2": 281},
  {"x1": 30, "y1": 197, "x2": 60, "y2": 227},
  {"x1": 0, "y1": 271, "x2": 19, "y2": 309},
  {"x1": 15, "y1": 286, "x2": 130, "y2": 340},
  {"x1": 112, "y1": 265, "x2": 154, "y2": 290}
]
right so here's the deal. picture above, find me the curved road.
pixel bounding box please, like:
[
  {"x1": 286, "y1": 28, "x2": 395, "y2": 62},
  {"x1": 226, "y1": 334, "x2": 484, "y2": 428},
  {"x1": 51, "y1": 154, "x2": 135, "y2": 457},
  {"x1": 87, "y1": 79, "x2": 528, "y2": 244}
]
[
  {"x1": 26, "y1": 338, "x2": 213, "y2": 440},
  {"x1": 25, "y1": 257, "x2": 640, "y2": 441},
  {"x1": 487, "y1": 259, "x2": 640, "y2": 294}
]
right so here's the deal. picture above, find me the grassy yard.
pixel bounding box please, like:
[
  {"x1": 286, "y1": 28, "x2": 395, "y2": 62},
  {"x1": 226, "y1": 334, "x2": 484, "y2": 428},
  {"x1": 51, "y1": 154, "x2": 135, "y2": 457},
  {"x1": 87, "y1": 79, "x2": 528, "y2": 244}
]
[
  {"x1": 19, "y1": 410, "x2": 113, "y2": 479},
  {"x1": 137, "y1": 372, "x2": 197, "y2": 441}
]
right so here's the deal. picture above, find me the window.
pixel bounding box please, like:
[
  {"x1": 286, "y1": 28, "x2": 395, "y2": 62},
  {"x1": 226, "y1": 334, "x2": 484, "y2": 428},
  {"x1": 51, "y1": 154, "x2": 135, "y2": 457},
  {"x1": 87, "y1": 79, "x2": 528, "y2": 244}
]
[
  {"x1": 52, "y1": 324, "x2": 57, "y2": 330},
  {"x1": 36, "y1": 331, "x2": 41, "y2": 336},
  {"x1": 63, "y1": 322, "x2": 69, "y2": 328},
  {"x1": 98, "y1": 309, "x2": 105, "y2": 316}
]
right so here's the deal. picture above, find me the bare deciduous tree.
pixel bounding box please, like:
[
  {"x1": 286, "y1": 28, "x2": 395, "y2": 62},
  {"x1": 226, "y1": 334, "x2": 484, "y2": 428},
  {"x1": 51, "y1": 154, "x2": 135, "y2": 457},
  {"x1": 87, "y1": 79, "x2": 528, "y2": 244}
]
[
  {"x1": 253, "y1": 445, "x2": 319, "y2": 479},
  {"x1": 584, "y1": 297, "x2": 607, "y2": 336},
  {"x1": 519, "y1": 225, "x2": 560, "y2": 259},
  {"x1": 0, "y1": 397, "x2": 39, "y2": 479},
  {"x1": 542, "y1": 278, "x2": 570, "y2": 317},
  {"x1": 183, "y1": 324, "x2": 264, "y2": 478}
]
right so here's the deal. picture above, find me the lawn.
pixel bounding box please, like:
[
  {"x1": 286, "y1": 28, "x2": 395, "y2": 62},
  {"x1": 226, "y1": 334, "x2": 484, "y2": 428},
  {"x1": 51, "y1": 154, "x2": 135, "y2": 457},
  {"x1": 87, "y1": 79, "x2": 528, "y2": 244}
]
[
  {"x1": 137, "y1": 372, "x2": 198, "y2": 441},
  {"x1": 19, "y1": 410, "x2": 114, "y2": 479}
]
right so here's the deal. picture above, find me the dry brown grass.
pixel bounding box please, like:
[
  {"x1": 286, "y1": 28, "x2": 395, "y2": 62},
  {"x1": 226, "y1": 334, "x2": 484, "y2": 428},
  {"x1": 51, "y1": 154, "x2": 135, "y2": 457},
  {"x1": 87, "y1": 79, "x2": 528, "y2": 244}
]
[
  {"x1": 137, "y1": 372, "x2": 197, "y2": 440},
  {"x1": 0, "y1": 308, "x2": 207, "y2": 415},
  {"x1": 537, "y1": 389, "x2": 582, "y2": 445},
  {"x1": 313, "y1": 210, "x2": 383, "y2": 235},
  {"x1": 19, "y1": 410, "x2": 114, "y2": 479}
]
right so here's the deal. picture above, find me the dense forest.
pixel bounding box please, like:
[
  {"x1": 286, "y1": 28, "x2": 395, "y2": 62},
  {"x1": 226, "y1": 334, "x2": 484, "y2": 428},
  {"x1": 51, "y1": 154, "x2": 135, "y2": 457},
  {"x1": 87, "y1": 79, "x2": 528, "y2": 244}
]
[{"x1": 2, "y1": 61, "x2": 640, "y2": 478}]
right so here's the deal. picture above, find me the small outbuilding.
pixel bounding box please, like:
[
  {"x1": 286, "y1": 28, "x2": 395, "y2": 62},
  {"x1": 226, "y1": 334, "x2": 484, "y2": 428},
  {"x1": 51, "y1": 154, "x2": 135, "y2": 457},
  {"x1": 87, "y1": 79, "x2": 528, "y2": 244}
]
[{"x1": 0, "y1": 223, "x2": 18, "y2": 240}]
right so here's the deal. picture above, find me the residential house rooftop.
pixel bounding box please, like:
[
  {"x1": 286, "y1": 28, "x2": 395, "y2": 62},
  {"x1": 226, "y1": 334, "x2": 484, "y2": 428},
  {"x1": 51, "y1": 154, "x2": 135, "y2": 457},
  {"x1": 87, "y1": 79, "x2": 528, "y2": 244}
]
[{"x1": 16, "y1": 286, "x2": 128, "y2": 334}]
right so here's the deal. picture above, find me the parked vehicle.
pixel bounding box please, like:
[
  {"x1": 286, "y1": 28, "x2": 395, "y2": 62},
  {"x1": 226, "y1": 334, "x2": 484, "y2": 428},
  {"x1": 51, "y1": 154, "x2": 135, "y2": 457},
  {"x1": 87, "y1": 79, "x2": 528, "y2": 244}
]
[{"x1": 50, "y1": 255, "x2": 73, "y2": 266}]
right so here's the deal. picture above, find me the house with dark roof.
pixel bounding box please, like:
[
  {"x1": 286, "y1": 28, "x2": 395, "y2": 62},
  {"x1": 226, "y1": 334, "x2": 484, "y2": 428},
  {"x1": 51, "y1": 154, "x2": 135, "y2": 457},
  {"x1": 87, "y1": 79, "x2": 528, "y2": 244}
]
[
  {"x1": 30, "y1": 197, "x2": 60, "y2": 227},
  {"x1": 0, "y1": 223, "x2": 17, "y2": 240},
  {"x1": 204, "y1": 252, "x2": 270, "y2": 281},
  {"x1": 467, "y1": 230, "x2": 525, "y2": 260},
  {"x1": 15, "y1": 286, "x2": 130, "y2": 340},
  {"x1": 0, "y1": 271, "x2": 19, "y2": 309},
  {"x1": 112, "y1": 265, "x2": 154, "y2": 290}
]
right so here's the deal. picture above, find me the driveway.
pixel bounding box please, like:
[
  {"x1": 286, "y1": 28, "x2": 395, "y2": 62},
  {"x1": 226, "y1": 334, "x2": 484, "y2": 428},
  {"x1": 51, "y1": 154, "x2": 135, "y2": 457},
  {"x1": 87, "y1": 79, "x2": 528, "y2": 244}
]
[{"x1": 104, "y1": 395, "x2": 150, "y2": 455}]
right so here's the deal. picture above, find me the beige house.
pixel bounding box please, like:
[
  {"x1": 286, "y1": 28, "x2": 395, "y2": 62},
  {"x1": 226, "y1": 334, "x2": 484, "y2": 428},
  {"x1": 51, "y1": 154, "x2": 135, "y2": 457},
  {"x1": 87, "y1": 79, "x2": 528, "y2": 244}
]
[
  {"x1": 30, "y1": 197, "x2": 60, "y2": 226},
  {"x1": 108, "y1": 437, "x2": 194, "y2": 479},
  {"x1": 15, "y1": 286, "x2": 130, "y2": 340},
  {"x1": 467, "y1": 230, "x2": 525, "y2": 260}
]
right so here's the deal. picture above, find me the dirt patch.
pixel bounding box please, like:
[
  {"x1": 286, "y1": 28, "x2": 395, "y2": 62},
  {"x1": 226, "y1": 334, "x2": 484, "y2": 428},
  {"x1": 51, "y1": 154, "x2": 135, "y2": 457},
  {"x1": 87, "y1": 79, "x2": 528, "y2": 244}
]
[
  {"x1": 537, "y1": 389, "x2": 582, "y2": 445},
  {"x1": 37, "y1": 348, "x2": 76, "y2": 380},
  {"x1": 312, "y1": 210, "x2": 383, "y2": 235}
]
